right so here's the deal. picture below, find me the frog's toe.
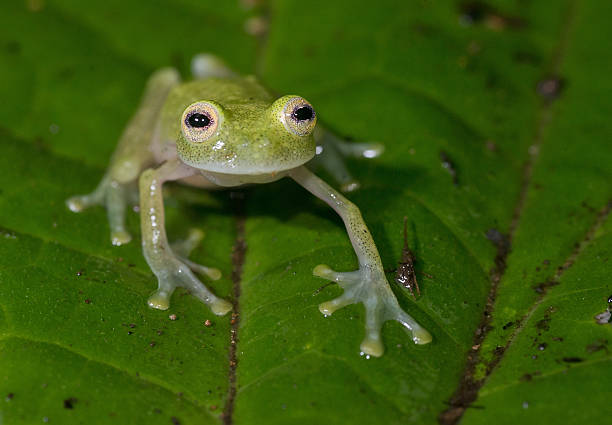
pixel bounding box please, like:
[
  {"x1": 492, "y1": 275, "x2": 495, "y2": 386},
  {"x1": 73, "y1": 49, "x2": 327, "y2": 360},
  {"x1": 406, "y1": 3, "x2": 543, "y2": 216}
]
[
  {"x1": 319, "y1": 292, "x2": 355, "y2": 316},
  {"x1": 313, "y1": 264, "x2": 361, "y2": 285},
  {"x1": 358, "y1": 142, "x2": 384, "y2": 159},
  {"x1": 395, "y1": 310, "x2": 432, "y2": 345},
  {"x1": 336, "y1": 141, "x2": 385, "y2": 159},
  {"x1": 210, "y1": 298, "x2": 233, "y2": 316},
  {"x1": 66, "y1": 195, "x2": 96, "y2": 212},
  {"x1": 170, "y1": 229, "x2": 222, "y2": 280},
  {"x1": 171, "y1": 228, "x2": 205, "y2": 257},
  {"x1": 182, "y1": 259, "x2": 222, "y2": 280},
  {"x1": 148, "y1": 289, "x2": 173, "y2": 310},
  {"x1": 66, "y1": 197, "x2": 83, "y2": 212},
  {"x1": 350, "y1": 142, "x2": 385, "y2": 159},
  {"x1": 360, "y1": 334, "x2": 384, "y2": 357},
  {"x1": 314, "y1": 264, "x2": 432, "y2": 354},
  {"x1": 170, "y1": 261, "x2": 229, "y2": 314},
  {"x1": 340, "y1": 181, "x2": 360, "y2": 193},
  {"x1": 111, "y1": 230, "x2": 132, "y2": 246}
]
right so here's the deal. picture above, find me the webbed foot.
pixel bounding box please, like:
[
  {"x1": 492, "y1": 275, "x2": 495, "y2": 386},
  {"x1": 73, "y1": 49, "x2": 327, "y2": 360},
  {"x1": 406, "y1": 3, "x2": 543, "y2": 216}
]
[
  {"x1": 147, "y1": 257, "x2": 231, "y2": 315},
  {"x1": 334, "y1": 140, "x2": 385, "y2": 160},
  {"x1": 171, "y1": 229, "x2": 222, "y2": 281},
  {"x1": 313, "y1": 129, "x2": 385, "y2": 193},
  {"x1": 313, "y1": 264, "x2": 431, "y2": 357},
  {"x1": 66, "y1": 174, "x2": 135, "y2": 246}
]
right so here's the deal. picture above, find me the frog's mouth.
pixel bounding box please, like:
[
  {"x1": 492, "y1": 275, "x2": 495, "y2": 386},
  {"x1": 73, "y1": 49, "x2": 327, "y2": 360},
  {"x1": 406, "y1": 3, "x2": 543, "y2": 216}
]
[
  {"x1": 198, "y1": 168, "x2": 294, "y2": 187},
  {"x1": 181, "y1": 143, "x2": 316, "y2": 177}
]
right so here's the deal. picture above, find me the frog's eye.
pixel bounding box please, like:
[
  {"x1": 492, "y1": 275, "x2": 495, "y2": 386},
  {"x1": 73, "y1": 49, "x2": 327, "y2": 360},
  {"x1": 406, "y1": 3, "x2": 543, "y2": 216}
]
[
  {"x1": 281, "y1": 96, "x2": 317, "y2": 136},
  {"x1": 181, "y1": 101, "x2": 221, "y2": 143}
]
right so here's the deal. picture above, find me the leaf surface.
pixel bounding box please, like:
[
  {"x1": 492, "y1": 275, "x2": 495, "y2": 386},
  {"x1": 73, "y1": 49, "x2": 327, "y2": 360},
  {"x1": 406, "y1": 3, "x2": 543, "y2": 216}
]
[{"x1": 0, "y1": 1, "x2": 610, "y2": 424}]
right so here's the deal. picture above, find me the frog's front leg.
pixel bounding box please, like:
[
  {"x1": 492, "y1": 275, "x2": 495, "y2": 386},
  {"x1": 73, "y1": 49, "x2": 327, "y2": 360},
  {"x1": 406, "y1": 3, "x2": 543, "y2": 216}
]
[
  {"x1": 289, "y1": 166, "x2": 431, "y2": 357},
  {"x1": 139, "y1": 159, "x2": 232, "y2": 315},
  {"x1": 66, "y1": 68, "x2": 180, "y2": 245}
]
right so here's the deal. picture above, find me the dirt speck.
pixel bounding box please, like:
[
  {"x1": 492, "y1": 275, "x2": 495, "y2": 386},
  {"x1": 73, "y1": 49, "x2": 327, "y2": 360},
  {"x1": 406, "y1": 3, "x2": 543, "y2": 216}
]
[
  {"x1": 586, "y1": 339, "x2": 608, "y2": 354},
  {"x1": 533, "y1": 280, "x2": 559, "y2": 294},
  {"x1": 440, "y1": 151, "x2": 459, "y2": 186},
  {"x1": 562, "y1": 357, "x2": 584, "y2": 363},
  {"x1": 537, "y1": 77, "x2": 565, "y2": 101},
  {"x1": 535, "y1": 318, "x2": 550, "y2": 333},
  {"x1": 171, "y1": 417, "x2": 181, "y2": 425},
  {"x1": 485, "y1": 229, "x2": 510, "y2": 263},
  {"x1": 63, "y1": 397, "x2": 77, "y2": 409},
  {"x1": 458, "y1": 1, "x2": 525, "y2": 30},
  {"x1": 519, "y1": 371, "x2": 540, "y2": 382},
  {"x1": 6, "y1": 393, "x2": 14, "y2": 401}
]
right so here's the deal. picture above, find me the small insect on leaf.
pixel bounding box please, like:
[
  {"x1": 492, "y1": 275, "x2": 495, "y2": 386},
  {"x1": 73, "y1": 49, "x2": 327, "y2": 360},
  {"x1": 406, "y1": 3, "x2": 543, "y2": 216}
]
[{"x1": 395, "y1": 217, "x2": 421, "y2": 298}]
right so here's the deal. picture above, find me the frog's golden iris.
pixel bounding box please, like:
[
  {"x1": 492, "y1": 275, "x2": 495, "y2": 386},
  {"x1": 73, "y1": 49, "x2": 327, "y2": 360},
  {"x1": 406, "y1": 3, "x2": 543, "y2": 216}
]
[{"x1": 181, "y1": 101, "x2": 221, "y2": 143}]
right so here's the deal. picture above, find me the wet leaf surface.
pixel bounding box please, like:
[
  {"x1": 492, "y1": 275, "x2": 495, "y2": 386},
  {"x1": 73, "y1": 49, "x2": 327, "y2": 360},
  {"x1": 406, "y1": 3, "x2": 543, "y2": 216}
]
[{"x1": 0, "y1": 1, "x2": 610, "y2": 424}]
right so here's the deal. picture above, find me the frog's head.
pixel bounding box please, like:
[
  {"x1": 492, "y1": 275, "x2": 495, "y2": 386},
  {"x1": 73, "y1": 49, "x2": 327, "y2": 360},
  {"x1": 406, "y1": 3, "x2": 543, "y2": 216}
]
[{"x1": 176, "y1": 95, "x2": 316, "y2": 176}]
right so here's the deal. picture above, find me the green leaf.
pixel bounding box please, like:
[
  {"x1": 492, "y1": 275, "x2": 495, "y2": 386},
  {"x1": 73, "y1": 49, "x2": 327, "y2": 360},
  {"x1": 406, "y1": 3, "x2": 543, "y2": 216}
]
[{"x1": 0, "y1": 1, "x2": 610, "y2": 424}]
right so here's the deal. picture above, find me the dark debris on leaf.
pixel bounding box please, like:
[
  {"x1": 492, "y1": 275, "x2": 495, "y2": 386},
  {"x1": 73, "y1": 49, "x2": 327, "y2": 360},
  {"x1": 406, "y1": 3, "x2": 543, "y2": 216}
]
[
  {"x1": 63, "y1": 397, "x2": 77, "y2": 409},
  {"x1": 440, "y1": 151, "x2": 459, "y2": 186},
  {"x1": 562, "y1": 357, "x2": 584, "y2": 363},
  {"x1": 586, "y1": 339, "x2": 608, "y2": 354},
  {"x1": 459, "y1": 1, "x2": 526, "y2": 30},
  {"x1": 537, "y1": 77, "x2": 565, "y2": 101}
]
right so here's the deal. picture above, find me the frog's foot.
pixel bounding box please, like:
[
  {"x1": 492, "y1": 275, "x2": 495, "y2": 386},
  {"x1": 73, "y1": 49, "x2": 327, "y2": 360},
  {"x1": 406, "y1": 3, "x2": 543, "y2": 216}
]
[
  {"x1": 314, "y1": 131, "x2": 385, "y2": 193},
  {"x1": 313, "y1": 264, "x2": 432, "y2": 357},
  {"x1": 66, "y1": 174, "x2": 135, "y2": 246},
  {"x1": 191, "y1": 53, "x2": 235, "y2": 79},
  {"x1": 147, "y1": 258, "x2": 231, "y2": 315},
  {"x1": 334, "y1": 141, "x2": 385, "y2": 160},
  {"x1": 170, "y1": 228, "x2": 222, "y2": 281}
]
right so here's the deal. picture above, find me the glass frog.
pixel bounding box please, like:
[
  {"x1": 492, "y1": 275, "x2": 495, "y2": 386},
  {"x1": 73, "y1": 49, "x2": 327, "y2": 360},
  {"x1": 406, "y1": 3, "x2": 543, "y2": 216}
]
[{"x1": 66, "y1": 54, "x2": 432, "y2": 357}]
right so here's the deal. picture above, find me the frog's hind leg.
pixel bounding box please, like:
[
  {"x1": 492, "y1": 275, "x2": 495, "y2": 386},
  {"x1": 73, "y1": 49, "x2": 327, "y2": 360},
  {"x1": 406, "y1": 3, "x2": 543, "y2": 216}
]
[
  {"x1": 311, "y1": 127, "x2": 384, "y2": 192},
  {"x1": 191, "y1": 53, "x2": 235, "y2": 79},
  {"x1": 67, "y1": 174, "x2": 135, "y2": 245},
  {"x1": 66, "y1": 68, "x2": 180, "y2": 246}
]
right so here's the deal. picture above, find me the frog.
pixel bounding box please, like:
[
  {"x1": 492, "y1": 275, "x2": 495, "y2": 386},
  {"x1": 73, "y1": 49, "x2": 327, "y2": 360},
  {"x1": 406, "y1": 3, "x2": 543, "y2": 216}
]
[{"x1": 66, "y1": 54, "x2": 432, "y2": 357}]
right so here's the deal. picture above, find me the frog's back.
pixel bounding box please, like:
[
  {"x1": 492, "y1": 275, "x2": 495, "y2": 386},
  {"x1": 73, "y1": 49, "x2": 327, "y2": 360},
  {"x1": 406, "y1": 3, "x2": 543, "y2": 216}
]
[{"x1": 160, "y1": 76, "x2": 274, "y2": 141}]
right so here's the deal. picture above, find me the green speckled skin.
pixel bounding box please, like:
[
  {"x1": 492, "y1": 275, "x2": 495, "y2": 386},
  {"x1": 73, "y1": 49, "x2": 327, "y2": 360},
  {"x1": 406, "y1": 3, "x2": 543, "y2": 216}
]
[
  {"x1": 66, "y1": 54, "x2": 431, "y2": 357},
  {"x1": 162, "y1": 79, "x2": 315, "y2": 174}
]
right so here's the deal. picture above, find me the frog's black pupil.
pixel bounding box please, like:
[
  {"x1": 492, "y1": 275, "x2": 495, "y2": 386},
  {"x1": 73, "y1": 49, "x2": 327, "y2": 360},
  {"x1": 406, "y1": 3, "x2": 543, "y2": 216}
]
[
  {"x1": 294, "y1": 106, "x2": 313, "y2": 121},
  {"x1": 188, "y1": 113, "x2": 210, "y2": 128}
]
